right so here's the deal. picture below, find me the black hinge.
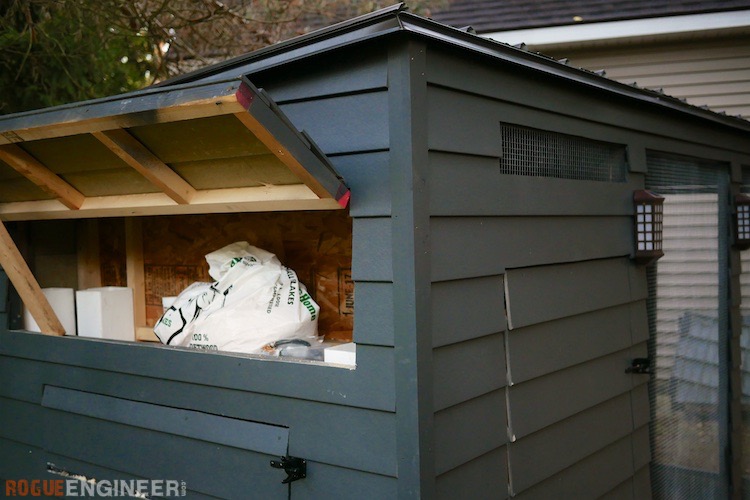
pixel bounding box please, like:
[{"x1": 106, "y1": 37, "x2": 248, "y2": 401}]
[
  {"x1": 626, "y1": 357, "x2": 653, "y2": 375},
  {"x1": 270, "y1": 455, "x2": 307, "y2": 484}
]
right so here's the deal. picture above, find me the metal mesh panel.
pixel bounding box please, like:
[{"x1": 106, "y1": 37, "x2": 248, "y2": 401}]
[
  {"x1": 646, "y1": 152, "x2": 730, "y2": 499},
  {"x1": 499, "y1": 123, "x2": 627, "y2": 182}
]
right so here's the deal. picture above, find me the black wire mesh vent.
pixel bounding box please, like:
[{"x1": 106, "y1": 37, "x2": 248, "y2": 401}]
[{"x1": 499, "y1": 123, "x2": 627, "y2": 182}]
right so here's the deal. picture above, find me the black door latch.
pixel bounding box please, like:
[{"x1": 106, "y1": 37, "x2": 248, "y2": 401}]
[
  {"x1": 270, "y1": 456, "x2": 307, "y2": 484},
  {"x1": 626, "y1": 357, "x2": 653, "y2": 375}
]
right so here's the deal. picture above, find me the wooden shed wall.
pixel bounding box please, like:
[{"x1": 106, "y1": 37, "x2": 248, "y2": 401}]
[
  {"x1": 0, "y1": 45, "x2": 400, "y2": 497},
  {"x1": 425, "y1": 45, "x2": 653, "y2": 498}
]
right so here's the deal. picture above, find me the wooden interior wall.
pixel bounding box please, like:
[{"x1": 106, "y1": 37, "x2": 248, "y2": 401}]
[{"x1": 99, "y1": 211, "x2": 353, "y2": 341}]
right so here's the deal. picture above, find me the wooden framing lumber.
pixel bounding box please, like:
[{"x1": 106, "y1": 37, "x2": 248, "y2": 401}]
[
  {"x1": 0, "y1": 184, "x2": 335, "y2": 221},
  {"x1": 93, "y1": 129, "x2": 196, "y2": 204},
  {"x1": 0, "y1": 144, "x2": 85, "y2": 210},
  {"x1": 125, "y1": 218, "x2": 146, "y2": 336},
  {"x1": 0, "y1": 220, "x2": 65, "y2": 335}
]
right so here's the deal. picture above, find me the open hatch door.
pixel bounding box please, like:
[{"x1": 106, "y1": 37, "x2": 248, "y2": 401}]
[
  {"x1": 0, "y1": 77, "x2": 349, "y2": 220},
  {"x1": 0, "y1": 77, "x2": 349, "y2": 335}
]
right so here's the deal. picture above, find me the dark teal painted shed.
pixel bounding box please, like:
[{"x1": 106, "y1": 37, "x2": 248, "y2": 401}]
[{"x1": 1, "y1": 4, "x2": 750, "y2": 498}]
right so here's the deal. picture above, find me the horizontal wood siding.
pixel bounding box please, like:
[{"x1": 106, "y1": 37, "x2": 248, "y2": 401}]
[
  {"x1": 425, "y1": 46, "x2": 749, "y2": 154},
  {"x1": 0, "y1": 439, "x2": 47, "y2": 480},
  {"x1": 550, "y1": 38, "x2": 750, "y2": 119},
  {"x1": 430, "y1": 151, "x2": 641, "y2": 217},
  {"x1": 508, "y1": 392, "x2": 635, "y2": 493},
  {"x1": 507, "y1": 302, "x2": 643, "y2": 385},
  {"x1": 0, "y1": 356, "x2": 397, "y2": 475},
  {"x1": 430, "y1": 275, "x2": 506, "y2": 348},
  {"x1": 433, "y1": 333, "x2": 505, "y2": 412},
  {"x1": 0, "y1": 49, "x2": 400, "y2": 494},
  {"x1": 431, "y1": 217, "x2": 631, "y2": 282},
  {"x1": 434, "y1": 389, "x2": 508, "y2": 476},
  {"x1": 514, "y1": 435, "x2": 636, "y2": 500},
  {"x1": 504, "y1": 258, "x2": 636, "y2": 330},
  {"x1": 435, "y1": 447, "x2": 509, "y2": 500},
  {"x1": 425, "y1": 50, "x2": 650, "y2": 497}
]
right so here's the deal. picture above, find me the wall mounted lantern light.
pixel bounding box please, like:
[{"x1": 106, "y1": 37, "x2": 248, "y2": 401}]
[
  {"x1": 633, "y1": 190, "x2": 665, "y2": 265},
  {"x1": 734, "y1": 194, "x2": 750, "y2": 250}
]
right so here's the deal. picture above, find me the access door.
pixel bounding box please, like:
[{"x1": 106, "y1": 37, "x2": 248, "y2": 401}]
[{"x1": 646, "y1": 152, "x2": 731, "y2": 499}]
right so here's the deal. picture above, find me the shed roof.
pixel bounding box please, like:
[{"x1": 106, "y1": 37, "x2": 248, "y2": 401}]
[
  {"x1": 430, "y1": 0, "x2": 750, "y2": 33},
  {"x1": 0, "y1": 3, "x2": 748, "y2": 223}
]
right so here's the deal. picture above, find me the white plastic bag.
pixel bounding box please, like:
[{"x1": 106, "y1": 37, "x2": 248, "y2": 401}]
[{"x1": 154, "y1": 242, "x2": 319, "y2": 354}]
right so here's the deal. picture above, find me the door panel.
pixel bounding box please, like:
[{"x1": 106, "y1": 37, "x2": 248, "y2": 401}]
[
  {"x1": 41, "y1": 386, "x2": 289, "y2": 498},
  {"x1": 646, "y1": 153, "x2": 730, "y2": 499}
]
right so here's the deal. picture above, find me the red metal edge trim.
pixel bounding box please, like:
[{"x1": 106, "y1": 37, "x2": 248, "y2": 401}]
[
  {"x1": 235, "y1": 81, "x2": 255, "y2": 110},
  {"x1": 336, "y1": 188, "x2": 351, "y2": 208}
]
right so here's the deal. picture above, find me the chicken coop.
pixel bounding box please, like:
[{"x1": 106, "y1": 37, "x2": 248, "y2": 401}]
[{"x1": 1, "y1": 4, "x2": 750, "y2": 498}]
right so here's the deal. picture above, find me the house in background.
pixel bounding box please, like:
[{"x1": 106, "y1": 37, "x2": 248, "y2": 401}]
[{"x1": 432, "y1": 0, "x2": 750, "y2": 119}]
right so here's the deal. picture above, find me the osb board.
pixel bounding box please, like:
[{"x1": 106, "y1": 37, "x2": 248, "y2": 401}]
[
  {"x1": 99, "y1": 218, "x2": 127, "y2": 287},
  {"x1": 136, "y1": 210, "x2": 353, "y2": 341}
]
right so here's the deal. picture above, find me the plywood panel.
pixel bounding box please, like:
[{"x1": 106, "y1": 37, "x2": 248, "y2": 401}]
[
  {"x1": 99, "y1": 218, "x2": 127, "y2": 287},
  {"x1": 138, "y1": 211, "x2": 353, "y2": 341},
  {"x1": 128, "y1": 115, "x2": 270, "y2": 164},
  {"x1": 172, "y1": 155, "x2": 298, "y2": 190},
  {"x1": 19, "y1": 133, "x2": 132, "y2": 174},
  {"x1": 0, "y1": 177, "x2": 55, "y2": 202}
]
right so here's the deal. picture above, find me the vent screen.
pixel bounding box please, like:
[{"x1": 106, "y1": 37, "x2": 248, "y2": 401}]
[{"x1": 499, "y1": 123, "x2": 627, "y2": 182}]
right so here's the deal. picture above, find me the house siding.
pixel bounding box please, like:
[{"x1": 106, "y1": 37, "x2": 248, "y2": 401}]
[{"x1": 545, "y1": 37, "x2": 750, "y2": 119}]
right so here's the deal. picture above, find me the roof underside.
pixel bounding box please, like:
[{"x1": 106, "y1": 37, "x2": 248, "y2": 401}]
[
  {"x1": 0, "y1": 79, "x2": 348, "y2": 221},
  {"x1": 431, "y1": 0, "x2": 750, "y2": 33}
]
